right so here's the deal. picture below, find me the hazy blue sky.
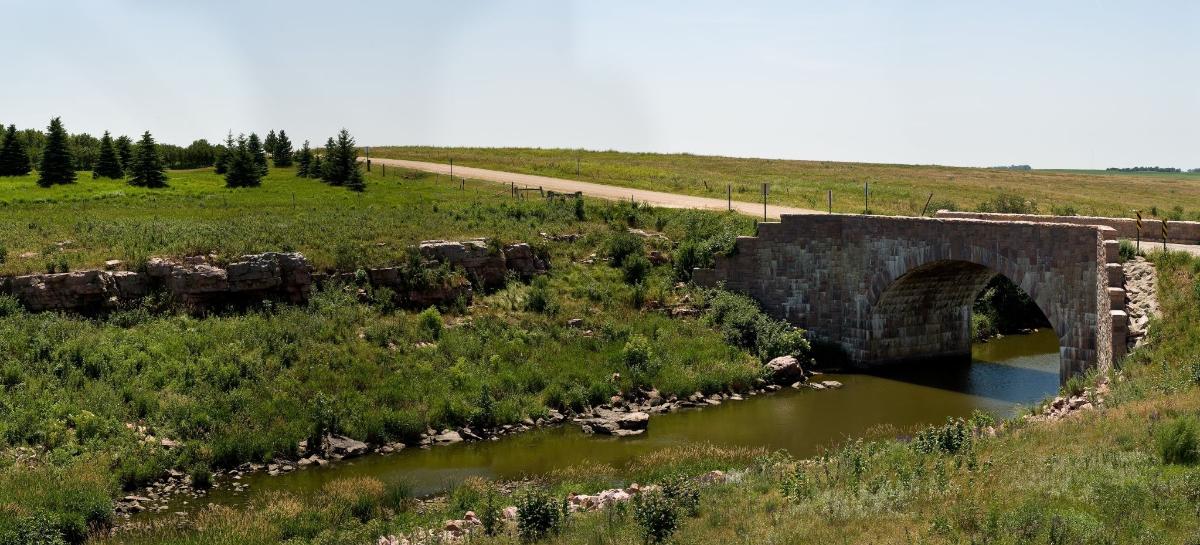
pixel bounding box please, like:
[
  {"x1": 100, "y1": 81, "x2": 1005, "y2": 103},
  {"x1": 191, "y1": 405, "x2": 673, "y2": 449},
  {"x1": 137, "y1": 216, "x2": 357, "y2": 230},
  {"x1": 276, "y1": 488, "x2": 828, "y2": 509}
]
[{"x1": 1, "y1": 1, "x2": 1196, "y2": 168}]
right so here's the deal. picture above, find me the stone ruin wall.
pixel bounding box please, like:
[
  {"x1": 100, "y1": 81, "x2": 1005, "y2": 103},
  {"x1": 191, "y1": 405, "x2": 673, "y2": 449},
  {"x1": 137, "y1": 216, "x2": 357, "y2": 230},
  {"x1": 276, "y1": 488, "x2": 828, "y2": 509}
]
[{"x1": 0, "y1": 240, "x2": 547, "y2": 313}]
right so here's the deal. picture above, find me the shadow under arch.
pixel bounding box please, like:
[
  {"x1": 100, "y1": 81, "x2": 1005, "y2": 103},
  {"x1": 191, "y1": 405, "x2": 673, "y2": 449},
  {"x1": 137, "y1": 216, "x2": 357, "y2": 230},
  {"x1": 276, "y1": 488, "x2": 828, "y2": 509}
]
[{"x1": 863, "y1": 259, "x2": 1067, "y2": 382}]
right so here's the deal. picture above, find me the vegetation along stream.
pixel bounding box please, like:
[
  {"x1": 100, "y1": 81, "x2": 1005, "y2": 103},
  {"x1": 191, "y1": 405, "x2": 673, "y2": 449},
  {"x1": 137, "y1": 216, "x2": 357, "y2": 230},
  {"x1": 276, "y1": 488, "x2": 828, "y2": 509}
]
[{"x1": 141, "y1": 329, "x2": 1059, "y2": 518}]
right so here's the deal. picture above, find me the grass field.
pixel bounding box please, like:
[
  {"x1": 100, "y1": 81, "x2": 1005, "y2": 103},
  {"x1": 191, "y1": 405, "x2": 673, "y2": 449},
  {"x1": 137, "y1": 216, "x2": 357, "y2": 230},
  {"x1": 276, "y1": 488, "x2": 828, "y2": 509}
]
[{"x1": 369, "y1": 147, "x2": 1200, "y2": 218}]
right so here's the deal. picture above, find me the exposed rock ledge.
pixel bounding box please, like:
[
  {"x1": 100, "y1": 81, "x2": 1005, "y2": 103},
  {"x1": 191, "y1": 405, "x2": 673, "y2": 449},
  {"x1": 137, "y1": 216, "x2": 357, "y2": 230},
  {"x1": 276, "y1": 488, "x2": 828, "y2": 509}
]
[{"x1": 0, "y1": 240, "x2": 548, "y2": 313}]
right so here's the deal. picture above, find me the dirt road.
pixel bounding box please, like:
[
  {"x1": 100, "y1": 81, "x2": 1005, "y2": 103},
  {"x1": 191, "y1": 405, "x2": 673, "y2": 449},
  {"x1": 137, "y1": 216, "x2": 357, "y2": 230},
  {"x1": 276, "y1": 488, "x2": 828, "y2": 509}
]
[
  {"x1": 365, "y1": 157, "x2": 821, "y2": 219},
  {"x1": 366, "y1": 157, "x2": 1200, "y2": 256}
]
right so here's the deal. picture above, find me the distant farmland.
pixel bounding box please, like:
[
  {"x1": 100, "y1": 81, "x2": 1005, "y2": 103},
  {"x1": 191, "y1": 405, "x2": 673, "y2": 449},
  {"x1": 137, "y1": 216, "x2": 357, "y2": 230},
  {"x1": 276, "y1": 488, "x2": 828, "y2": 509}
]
[{"x1": 370, "y1": 147, "x2": 1200, "y2": 219}]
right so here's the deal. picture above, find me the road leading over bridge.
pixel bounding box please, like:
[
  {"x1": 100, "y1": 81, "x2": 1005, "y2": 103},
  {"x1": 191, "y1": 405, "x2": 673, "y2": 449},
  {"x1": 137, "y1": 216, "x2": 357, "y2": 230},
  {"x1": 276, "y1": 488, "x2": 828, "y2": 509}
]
[{"x1": 695, "y1": 214, "x2": 1128, "y2": 381}]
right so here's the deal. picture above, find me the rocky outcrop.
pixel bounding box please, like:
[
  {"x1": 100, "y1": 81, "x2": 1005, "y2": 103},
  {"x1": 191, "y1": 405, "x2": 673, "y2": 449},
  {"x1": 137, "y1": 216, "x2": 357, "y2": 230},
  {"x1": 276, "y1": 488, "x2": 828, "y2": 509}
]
[
  {"x1": 365, "y1": 267, "x2": 474, "y2": 309},
  {"x1": 4, "y1": 252, "x2": 312, "y2": 312},
  {"x1": 419, "y1": 239, "x2": 547, "y2": 290}
]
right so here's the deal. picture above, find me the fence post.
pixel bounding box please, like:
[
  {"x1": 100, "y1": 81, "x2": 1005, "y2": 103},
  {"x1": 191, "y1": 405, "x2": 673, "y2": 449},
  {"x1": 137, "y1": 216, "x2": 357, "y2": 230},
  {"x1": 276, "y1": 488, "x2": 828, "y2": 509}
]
[
  {"x1": 366, "y1": 159, "x2": 371, "y2": 172},
  {"x1": 382, "y1": 164, "x2": 386, "y2": 176},
  {"x1": 762, "y1": 183, "x2": 768, "y2": 221},
  {"x1": 863, "y1": 182, "x2": 869, "y2": 214},
  {"x1": 827, "y1": 190, "x2": 832, "y2": 214},
  {"x1": 449, "y1": 158, "x2": 453, "y2": 182},
  {"x1": 727, "y1": 184, "x2": 732, "y2": 211},
  {"x1": 921, "y1": 193, "x2": 933, "y2": 216}
]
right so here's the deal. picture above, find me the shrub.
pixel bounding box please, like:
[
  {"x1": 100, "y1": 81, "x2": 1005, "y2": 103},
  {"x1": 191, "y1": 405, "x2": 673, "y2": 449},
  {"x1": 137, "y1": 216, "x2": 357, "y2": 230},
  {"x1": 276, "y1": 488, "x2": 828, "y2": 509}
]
[
  {"x1": 526, "y1": 276, "x2": 554, "y2": 313},
  {"x1": 605, "y1": 230, "x2": 644, "y2": 267},
  {"x1": 633, "y1": 490, "x2": 679, "y2": 544},
  {"x1": 189, "y1": 465, "x2": 213, "y2": 490},
  {"x1": 574, "y1": 196, "x2": 586, "y2": 221},
  {"x1": 622, "y1": 254, "x2": 652, "y2": 285},
  {"x1": 971, "y1": 312, "x2": 997, "y2": 342},
  {"x1": 1063, "y1": 374, "x2": 1086, "y2": 397},
  {"x1": 622, "y1": 335, "x2": 654, "y2": 373},
  {"x1": 661, "y1": 473, "x2": 701, "y2": 517},
  {"x1": 706, "y1": 290, "x2": 810, "y2": 362},
  {"x1": 912, "y1": 417, "x2": 972, "y2": 455},
  {"x1": 481, "y1": 487, "x2": 503, "y2": 537},
  {"x1": 1118, "y1": 240, "x2": 1137, "y2": 262},
  {"x1": 418, "y1": 306, "x2": 443, "y2": 340},
  {"x1": 516, "y1": 488, "x2": 565, "y2": 542},
  {"x1": 976, "y1": 192, "x2": 1037, "y2": 214},
  {"x1": 1156, "y1": 416, "x2": 1200, "y2": 465}
]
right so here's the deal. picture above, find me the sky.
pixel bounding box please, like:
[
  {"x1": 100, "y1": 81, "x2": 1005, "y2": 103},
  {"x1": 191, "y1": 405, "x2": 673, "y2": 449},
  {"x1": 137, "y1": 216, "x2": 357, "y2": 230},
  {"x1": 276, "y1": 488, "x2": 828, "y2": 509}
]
[{"x1": 1, "y1": 1, "x2": 1197, "y2": 169}]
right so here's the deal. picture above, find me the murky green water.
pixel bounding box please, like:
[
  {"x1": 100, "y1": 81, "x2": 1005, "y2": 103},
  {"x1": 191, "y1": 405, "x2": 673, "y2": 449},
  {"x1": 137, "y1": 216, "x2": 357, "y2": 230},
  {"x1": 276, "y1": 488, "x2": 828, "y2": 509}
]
[{"x1": 150, "y1": 330, "x2": 1059, "y2": 514}]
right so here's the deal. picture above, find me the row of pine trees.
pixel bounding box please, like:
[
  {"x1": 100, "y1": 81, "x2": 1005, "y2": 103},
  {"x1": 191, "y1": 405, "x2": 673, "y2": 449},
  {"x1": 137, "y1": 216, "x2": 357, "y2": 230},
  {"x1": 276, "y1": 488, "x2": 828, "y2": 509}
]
[
  {"x1": 0, "y1": 118, "x2": 166, "y2": 188},
  {"x1": 0, "y1": 118, "x2": 366, "y2": 191}
]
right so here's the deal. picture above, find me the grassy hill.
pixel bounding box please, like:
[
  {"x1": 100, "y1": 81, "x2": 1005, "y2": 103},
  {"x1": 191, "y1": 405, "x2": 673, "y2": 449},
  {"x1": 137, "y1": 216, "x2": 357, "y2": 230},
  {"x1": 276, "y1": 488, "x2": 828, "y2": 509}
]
[{"x1": 369, "y1": 147, "x2": 1200, "y2": 218}]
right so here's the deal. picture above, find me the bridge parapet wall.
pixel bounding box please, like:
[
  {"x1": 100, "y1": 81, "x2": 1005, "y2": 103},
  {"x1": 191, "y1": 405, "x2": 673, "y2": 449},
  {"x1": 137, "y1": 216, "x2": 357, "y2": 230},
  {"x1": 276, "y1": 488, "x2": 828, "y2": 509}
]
[
  {"x1": 934, "y1": 210, "x2": 1200, "y2": 245},
  {"x1": 694, "y1": 214, "x2": 1116, "y2": 381}
]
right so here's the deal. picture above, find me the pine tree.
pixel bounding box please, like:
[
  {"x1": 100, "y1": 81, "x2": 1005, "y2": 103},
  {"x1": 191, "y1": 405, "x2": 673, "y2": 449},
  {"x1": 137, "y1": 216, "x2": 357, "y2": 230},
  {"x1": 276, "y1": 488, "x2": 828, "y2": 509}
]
[
  {"x1": 214, "y1": 132, "x2": 234, "y2": 175},
  {"x1": 92, "y1": 131, "x2": 124, "y2": 179},
  {"x1": 248, "y1": 133, "x2": 268, "y2": 177},
  {"x1": 0, "y1": 124, "x2": 32, "y2": 176},
  {"x1": 264, "y1": 130, "x2": 278, "y2": 156},
  {"x1": 37, "y1": 117, "x2": 76, "y2": 187},
  {"x1": 311, "y1": 154, "x2": 323, "y2": 179},
  {"x1": 295, "y1": 140, "x2": 313, "y2": 177},
  {"x1": 127, "y1": 131, "x2": 168, "y2": 188},
  {"x1": 320, "y1": 129, "x2": 365, "y2": 190},
  {"x1": 321, "y1": 137, "x2": 338, "y2": 185},
  {"x1": 115, "y1": 135, "x2": 133, "y2": 170},
  {"x1": 273, "y1": 130, "x2": 293, "y2": 167},
  {"x1": 224, "y1": 134, "x2": 263, "y2": 188}
]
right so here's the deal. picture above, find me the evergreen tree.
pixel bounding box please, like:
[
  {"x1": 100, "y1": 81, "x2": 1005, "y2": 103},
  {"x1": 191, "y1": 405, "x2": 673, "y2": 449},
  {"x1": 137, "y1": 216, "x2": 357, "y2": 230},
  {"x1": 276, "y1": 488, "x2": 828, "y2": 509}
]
[
  {"x1": 295, "y1": 140, "x2": 313, "y2": 177},
  {"x1": 92, "y1": 131, "x2": 124, "y2": 179},
  {"x1": 223, "y1": 134, "x2": 263, "y2": 188},
  {"x1": 311, "y1": 154, "x2": 323, "y2": 180},
  {"x1": 214, "y1": 132, "x2": 234, "y2": 175},
  {"x1": 273, "y1": 130, "x2": 294, "y2": 167},
  {"x1": 115, "y1": 135, "x2": 133, "y2": 170},
  {"x1": 127, "y1": 131, "x2": 168, "y2": 188},
  {"x1": 0, "y1": 124, "x2": 32, "y2": 176},
  {"x1": 247, "y1": 133, "x2": 268, "y2": 177},
  {"x1": 320, "y1": 129, "x2": 365, "y2": 190},
  {"x1": 264, "y1": 130, "x2": 278, "y2": 156},
  {"x1": 37, "y1": 117, "x2": 76, "y2": 187}
]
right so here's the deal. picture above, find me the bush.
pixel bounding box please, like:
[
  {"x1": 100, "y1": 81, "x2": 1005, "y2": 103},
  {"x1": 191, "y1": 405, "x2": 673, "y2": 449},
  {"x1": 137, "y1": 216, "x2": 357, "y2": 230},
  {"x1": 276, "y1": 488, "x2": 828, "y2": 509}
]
[
  {"x1": 605, "y1": 230, "x2": 644, "y2": 267},
  {"x1": 1118, "y1": 240, "x2": 1138, "y2": 262},
  {"x1": 480, "y1": 487, "x2": 503, "y2": 537},
  {"x1": 912, "y1": 417, "x2": 972, "y2": 455},
  {"x1": 1063, "y1": 374, "x2": 1086, "y2": 397},
  {"x1": 622, "y1": 335, "x2": 654, "y2": 374},
  {"x1": 622, "y1": 254, "x2": 652, "y2": 285},
  {"x1": 1156, "y1": 416, "x2": 1200, "y2": 465},
  {"x1": 516, "y1": 488, "x2": 565, "y2": 542},
  {"x1": 706, "y1": 290, "x2": 810, "y2": 362},
  {"x1": 189, "y1": 466, "x2": 213, "y2": 490},
  {"x1": 661, "y1": 473, "x2": 700, "y2": 517},
  {"x1": 526, "y1": 276, "x2": 554, "y2": 313},
  {"x1": 976, "y1": 192, "x2": 1037, "y2": 214},
  {"x1": 633, "y1": 490, "x2": 679, "y2": 544},
  {"x1": 418, "y1": 306, "x2": 443, "y2": 340},
  {"x1": 971, "y1": 312, "x2": 997, "y2": 342}
]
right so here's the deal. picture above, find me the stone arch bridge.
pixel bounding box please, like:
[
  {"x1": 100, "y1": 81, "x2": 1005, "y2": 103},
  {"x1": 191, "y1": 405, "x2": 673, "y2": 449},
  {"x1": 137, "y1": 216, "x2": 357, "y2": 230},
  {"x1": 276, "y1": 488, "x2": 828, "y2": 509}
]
[{"x1": 693, "y1": 214, "x2": 1128, "y2": 381}]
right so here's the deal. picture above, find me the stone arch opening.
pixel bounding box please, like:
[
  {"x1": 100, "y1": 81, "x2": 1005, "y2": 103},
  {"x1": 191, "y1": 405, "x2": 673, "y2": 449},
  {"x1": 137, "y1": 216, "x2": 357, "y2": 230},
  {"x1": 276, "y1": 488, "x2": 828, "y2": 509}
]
[{"x1": 865, "y1": 259, "x2": 1060, "y2": 370}]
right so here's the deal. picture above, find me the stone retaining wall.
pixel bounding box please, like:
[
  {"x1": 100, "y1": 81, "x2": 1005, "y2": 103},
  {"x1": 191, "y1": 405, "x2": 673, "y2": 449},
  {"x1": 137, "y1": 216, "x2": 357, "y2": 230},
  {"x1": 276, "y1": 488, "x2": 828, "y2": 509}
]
[{"x1": 934, "y1": 210, "x2": 1200, "y2": 244}]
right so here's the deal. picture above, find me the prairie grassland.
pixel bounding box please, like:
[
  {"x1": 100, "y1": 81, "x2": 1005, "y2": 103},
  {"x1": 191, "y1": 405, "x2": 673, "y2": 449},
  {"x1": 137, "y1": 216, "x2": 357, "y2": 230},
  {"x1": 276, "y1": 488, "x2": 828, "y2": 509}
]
[{"x1": 370, "y1": 146, "x2": 1200, "y2": 218}]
